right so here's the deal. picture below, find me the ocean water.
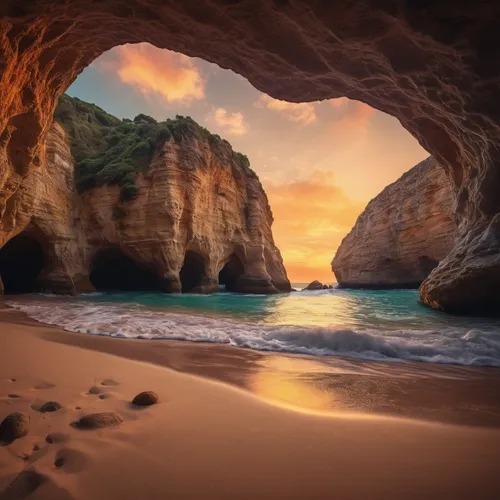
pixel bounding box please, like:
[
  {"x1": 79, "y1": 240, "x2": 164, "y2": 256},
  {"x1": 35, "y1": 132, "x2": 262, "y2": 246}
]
[{"x1": 6, "y1": 287, "x2": 500, "y2": 366}]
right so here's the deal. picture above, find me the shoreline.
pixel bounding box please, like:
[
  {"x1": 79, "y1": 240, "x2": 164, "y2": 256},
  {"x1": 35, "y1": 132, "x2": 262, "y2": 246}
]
[
  {"x1": 3, "y1": 304, "x2": 500, "y2": 426},
  {"x1": 1, "y1": 305, "x2": 500, "y2": 498},
  {"x1": 6, "y1": 292, "x2": 500, "y2": 368}
]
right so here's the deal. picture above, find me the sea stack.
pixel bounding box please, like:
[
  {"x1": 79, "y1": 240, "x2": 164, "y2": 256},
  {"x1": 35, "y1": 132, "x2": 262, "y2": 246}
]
[
  {"x1": 332, "y1": 157, "x2": 456, "y2": 288},
  {"x1": 0, "y1": 95, "x2": 290, "y2": 295}
]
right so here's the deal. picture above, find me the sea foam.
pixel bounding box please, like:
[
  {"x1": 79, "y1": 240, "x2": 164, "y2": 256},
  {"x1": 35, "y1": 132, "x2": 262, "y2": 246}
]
[{"x1": 7, "y1": 299, "x2": 500, "y2": 366}]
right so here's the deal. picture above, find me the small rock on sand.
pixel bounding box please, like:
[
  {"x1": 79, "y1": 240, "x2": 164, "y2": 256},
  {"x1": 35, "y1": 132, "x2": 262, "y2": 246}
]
[
  {"x1": 76, "y1": 412, "x2": 124, "y2": 429},
  {"x1": 0, "y1": 412, "x2": 30, "y2": 443},
  {"x1": 40, "y1": 401, "x2": 63, "y2": 413},
  {"x1": 132, "y1": 391, "x2": 159, "y2": 406},
  {"x1": 87, "y1": 386, "x2": 102, "y2": 395}
]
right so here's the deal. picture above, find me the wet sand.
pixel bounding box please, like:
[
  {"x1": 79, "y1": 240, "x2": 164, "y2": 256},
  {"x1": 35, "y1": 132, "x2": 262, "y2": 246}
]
[{"x1": 1, "y1": 305, "x2": 500, "y2": 499}]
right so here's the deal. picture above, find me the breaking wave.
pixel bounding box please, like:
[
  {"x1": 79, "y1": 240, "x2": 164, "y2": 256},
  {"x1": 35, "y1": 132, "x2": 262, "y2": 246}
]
[{"x1": 7, "y1": 298, "x2": 500, "y2": 366}]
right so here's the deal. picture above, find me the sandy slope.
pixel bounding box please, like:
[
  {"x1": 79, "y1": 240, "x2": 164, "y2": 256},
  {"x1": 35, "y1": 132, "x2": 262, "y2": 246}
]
[{"x1": 1, "y1": 307, "x2": 500, "y2": 499}]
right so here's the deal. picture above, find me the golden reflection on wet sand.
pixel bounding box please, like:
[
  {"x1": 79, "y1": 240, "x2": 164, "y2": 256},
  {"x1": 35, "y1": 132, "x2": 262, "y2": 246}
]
[
  {"x1": 249, "y1": 357, "x2": 334, "y2": 414},
  {"x1": 246, "y1": 353, "x2": 500, "y2": 425}
]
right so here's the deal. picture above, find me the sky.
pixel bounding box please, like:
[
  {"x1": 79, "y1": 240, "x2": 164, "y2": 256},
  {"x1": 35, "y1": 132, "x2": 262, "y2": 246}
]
[{"x1": 68, "y1": 43, "x2": 428, "y2": 283}]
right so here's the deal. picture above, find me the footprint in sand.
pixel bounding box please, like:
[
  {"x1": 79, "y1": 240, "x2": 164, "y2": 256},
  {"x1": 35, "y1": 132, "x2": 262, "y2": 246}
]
[
  {"x1": 1, "y1": 469, "x2": 74, "y2": 499},
  {"x1": 101, "y1": 379, "x2": 120, "y2": 387},
  {"x1": 31, "y1": 401, "x2": 64, "y2": 413},
  {"x1": 34, "y1": 382, "x2": 55, "y2": 390},
  {"x1": 54, "y1": 448, "x2": 88, "y2": 473},
  {"x1": 1, "y1": 469, "x2": 46, "y2": 498},
  {"x1": 45, "y1": 433, "x2": 70, "y2": 445}
]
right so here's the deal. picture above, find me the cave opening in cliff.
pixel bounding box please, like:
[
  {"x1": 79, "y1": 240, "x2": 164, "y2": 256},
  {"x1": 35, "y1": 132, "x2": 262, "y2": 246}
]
[
  {"x1": 0, "y1": 232, "x2": 46, "y2": 294},
  {"x1": 219, "y1": 254, "x2": 244, "y2": 292},
  {"x1": 90, "y1": 249, "x2": 160, "y2": 291},
  {"x1": 11, "y1": 13, "x2": 493, "y2": 311},
  {"x1": 54, "y1": 41, "x2": 436, "y2": 300},
  {"x1": 180, "y1": 251, "x2": 206, "y2": 293}
]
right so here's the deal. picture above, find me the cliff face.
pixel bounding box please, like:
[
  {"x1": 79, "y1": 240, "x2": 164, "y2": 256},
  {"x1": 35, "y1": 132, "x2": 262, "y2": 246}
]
[
  {"x1": 3, "y1": 0, "x2": 500, "y2": 313},
  {"x1": 0, "y1": 113, "x2": 290, "y2": 295},
  {"x1": 332, "y1": 157, "x2": 456, "y2": 288},
  {"x1": 0, "y1": 122, "x2": 91, "y2": 294},
  {"x1": 80, "y1": 127, "x2": 290, "y2": 294}
]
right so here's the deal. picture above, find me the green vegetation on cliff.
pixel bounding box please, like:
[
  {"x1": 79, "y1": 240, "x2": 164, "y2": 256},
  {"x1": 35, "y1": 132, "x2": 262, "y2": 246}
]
[{"x1": 54, "y1": 94, "x2": 254, "y2": 201}]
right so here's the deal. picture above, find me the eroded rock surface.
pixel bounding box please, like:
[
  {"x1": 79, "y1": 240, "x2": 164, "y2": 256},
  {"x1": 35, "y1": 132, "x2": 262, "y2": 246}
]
[
  {"x1": 132, "y1": 391, "x2": 159, "y2": 406},
  {"x1": 0, "y1": 412, "x2": 30, "y2": 443},
  {"x1": 76, "y1": 412, "x2": 124, "y2": 429},
  {"x1": 0, "y1": 100, "x2": 290, "y2": 295},
  {"x1": 332, "y1": 158, "x2": 456, "y2": 288},
  {"x1": 1, "y1": 1, "x2": 500, "y2": 311}
]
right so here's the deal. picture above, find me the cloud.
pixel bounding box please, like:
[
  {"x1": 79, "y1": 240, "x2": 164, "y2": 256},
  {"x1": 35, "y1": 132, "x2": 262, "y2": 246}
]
[
  {"x1": 329, "y1": 97, "x2": 349, "y2": 108},
  {"x1": 257, "y1": 94, "x2": 317, "y2": 125},
  {"x1": 207, "y1": 108, "x2": 249, "y2": 136},
  {"x1": 330, "y1": 98, "x2": 375, "y2": 132},
  {"x1": 96, "y1": 43, "x2": 204, "y2": 104},
  {"x1": 265, "y1": 171, "x2": 364, "y2": 282}
]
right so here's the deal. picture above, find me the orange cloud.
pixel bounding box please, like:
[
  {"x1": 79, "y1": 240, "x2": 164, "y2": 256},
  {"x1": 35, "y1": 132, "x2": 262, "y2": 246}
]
[
  {"x1": 97, "y1": 43, "x2": 204, "y2": 104},
  {"x1": 257, "y1": 94, "x2": 317, "y2": 125},
  {"x1": 207, "y1": 107, "x2": 249, "y2": 136},
  {"x1": 330, "y1": 98, "x2": 375, "y2": 132},
  {"x1": 265, "y1": 172, "x2": 364, "y2": 283}
]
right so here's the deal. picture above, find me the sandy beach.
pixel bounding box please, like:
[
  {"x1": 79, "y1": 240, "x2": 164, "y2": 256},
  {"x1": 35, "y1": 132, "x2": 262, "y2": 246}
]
[{"x1": 1, "y1": 304, "x2": 500, "y2": 499}]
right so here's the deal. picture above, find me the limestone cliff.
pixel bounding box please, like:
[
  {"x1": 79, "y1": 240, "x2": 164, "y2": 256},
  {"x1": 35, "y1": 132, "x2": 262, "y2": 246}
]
[
  {"x1": 0, "y1": 102, "x2": 290, "y2": 295},
  {"x1": 332, "y1": 157, "x2": 456, "y2": 288},
  {"x1": 0, "y1": 122, "x2": 90, "y2": 294},
  {"x1": 4, "y1": 0, "x2": 500, "y2": 313}
]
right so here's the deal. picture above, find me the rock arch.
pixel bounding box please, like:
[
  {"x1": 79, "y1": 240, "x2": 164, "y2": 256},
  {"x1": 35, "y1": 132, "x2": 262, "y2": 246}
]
[
  {"x1": 90, "y1": 248, "x2": 160, "y2": 291},
  {"x1": 2, "y1": 1, "x2": 500, "y2": 312},
  {"x1": 0, "y1": 230, "x2": 46, "y2": 293},
  {"x1": 219, "y1": 254, "x2": 245, "y2": 292},
  {"x1": 180, "y1": 251, "x2": 206, "y2": 293}
]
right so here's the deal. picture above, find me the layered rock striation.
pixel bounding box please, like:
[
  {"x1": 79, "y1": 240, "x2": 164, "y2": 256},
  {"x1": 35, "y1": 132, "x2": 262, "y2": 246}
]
[
  {"x1": 332, "y1": 158, "x2": 456, "y2": 288},
  {"x1": 3, "y1": 0, "x2": 500, "y2": 312},
  {"x1": 0, "y1": 97, "x2": 290, "y2": 295}
]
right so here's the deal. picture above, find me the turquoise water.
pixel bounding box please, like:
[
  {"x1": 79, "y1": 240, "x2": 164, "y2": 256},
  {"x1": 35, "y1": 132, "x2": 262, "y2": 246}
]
[{"x1": 7, "y1": 287, "x2": 500, "y2": 366}]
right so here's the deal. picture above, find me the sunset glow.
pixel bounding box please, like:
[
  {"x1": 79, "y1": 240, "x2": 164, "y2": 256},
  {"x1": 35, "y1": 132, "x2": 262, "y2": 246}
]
[{"x1": 70, "y1": 43, "x2": 429, "y2": 283}]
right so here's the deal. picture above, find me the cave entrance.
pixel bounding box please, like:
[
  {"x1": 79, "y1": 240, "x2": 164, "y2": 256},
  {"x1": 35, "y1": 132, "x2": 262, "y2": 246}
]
[
  {"x1": 90, "y1": 249, "x2": 159, "y2": 291},
  {"x1": 180, "y1": 251, "x2": 205, "y2": 293},
  {"x1": 219, "y1": 254, "x2": 244, "y2": 292},
  {"x1": 0, "y1": 232, "x2": 45, "y2": 294}
]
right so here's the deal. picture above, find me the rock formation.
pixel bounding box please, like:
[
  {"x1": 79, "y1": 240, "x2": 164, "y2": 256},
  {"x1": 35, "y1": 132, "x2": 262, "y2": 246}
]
[
  {"x1": 332, "y1": 157, "x2": 456, "y2": 288},
  {"x1": 2, "y1": 1, "x2": 500, "y2": 312},
  {"x1": 303, "y1": 280, "x2": 333, "y2": 291},
  {"x1": 0, "y1": 97, "x2": 290, "y2": 295}
]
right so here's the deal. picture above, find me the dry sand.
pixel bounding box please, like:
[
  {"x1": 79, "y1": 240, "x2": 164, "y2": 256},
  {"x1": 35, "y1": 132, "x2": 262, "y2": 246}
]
[{"x1": 1, "y1": 305, "x2": 500, "y2": 499}]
